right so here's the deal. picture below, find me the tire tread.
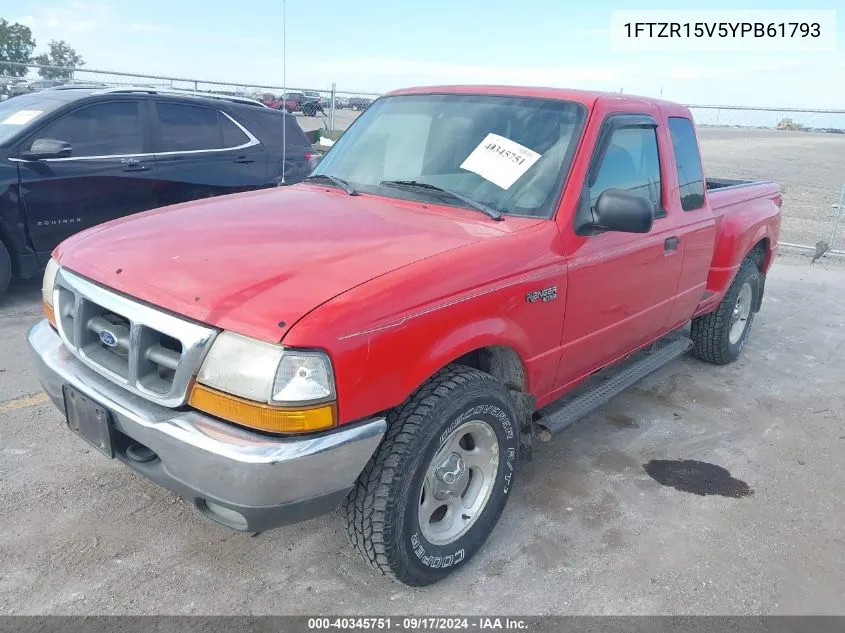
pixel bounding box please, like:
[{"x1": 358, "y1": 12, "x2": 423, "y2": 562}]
[
  {"x1": 691, "y1": 257, "x2": 758, "y2": 365},
  {"x1": 343, "y1": 365, "x2": 501, "y2": 583},
  {"x1": 0, "y1": 240, "x2": 12, "y2": 300}
]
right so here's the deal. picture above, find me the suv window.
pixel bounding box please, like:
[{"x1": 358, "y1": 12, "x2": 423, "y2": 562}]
[
  {"x1": 668, "y1": 117, "x2": 705, "y2": 211},
  {"x1": 155, "y1": 102, "x2": 249, "y2": 152},
  {"x1": 589, "y1": 125, "x2": 662, "y2": 213},
  {"x1": 0, "y1": 93, "x2": 70, "y2": 144},
  {"x1": 33, "y1": 101, "x2": 143, "y2": 157}
]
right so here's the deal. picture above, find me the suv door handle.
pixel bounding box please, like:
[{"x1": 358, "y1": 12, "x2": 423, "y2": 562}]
[
  {"x1": 233, "y1": 156, "x2": 255, "y2": 164},
  {"x1": 121, "y1": 158, "x2": 149, "y2": 172},
  {"x1": 664, "y1": 236, "x2": 680, "y2": 252}
]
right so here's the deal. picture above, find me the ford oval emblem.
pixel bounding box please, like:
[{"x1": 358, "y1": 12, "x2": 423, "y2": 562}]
[{"x1": 99, "y1": 329, "x2": 118, "y2": 348}]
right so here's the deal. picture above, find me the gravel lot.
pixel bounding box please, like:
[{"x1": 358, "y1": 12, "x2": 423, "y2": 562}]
[
  {"x1": 697, "y1": 127, "x2": 845, "y2": 251},
  {"x1": 1, "y1": 252, "x2": 843, "y2": 615}
]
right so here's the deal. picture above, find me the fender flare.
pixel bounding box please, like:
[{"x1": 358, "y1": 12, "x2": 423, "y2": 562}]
[{"x1": 397, "y1": 317, "x2": 534, "y2": 404}]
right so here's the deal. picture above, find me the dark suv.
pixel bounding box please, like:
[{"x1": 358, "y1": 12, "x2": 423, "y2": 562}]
[{"x1": 0, "y1": 87, "x2": 317, "y2": 299}]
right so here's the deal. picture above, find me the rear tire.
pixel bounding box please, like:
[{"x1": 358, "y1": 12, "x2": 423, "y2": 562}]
[
  {"x1": 691, "y1": 257, "x2": 761, "y2": 365},
  {"x1": 344, "y1": 365, "x2": 519, "y2": 586},
  {"x1": 0, "y1": 240, "x2": 11, "y2": 301}
]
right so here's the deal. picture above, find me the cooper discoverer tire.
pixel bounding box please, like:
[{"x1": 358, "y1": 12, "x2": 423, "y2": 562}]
[
  {"x1": 691, "y1": 257, "x2": 761, "y2": 365},
  {"x1": 344, "y1": 365, "x2": 519, "y2": 586}
]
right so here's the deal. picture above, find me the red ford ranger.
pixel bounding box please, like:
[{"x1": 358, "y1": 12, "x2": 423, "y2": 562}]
[{"x1": 29, "y1": 86, "x2": 781, "y2": 586}]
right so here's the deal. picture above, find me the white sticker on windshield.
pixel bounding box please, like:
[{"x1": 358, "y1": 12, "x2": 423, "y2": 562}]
[
  {"x1": 459, "y1": 133, "x2": 541, "y2": 190},
  {"x1": 1, "y1": 110, "x2": 44, "y2": 126}
]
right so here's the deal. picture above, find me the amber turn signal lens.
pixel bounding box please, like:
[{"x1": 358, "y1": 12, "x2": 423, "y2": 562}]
[
  {"x1": 44, "y1": 301, "x2": 56, "y2": 327},
  {"x1": 188, "y1": 383, "x2": 336, "y2": 434}
]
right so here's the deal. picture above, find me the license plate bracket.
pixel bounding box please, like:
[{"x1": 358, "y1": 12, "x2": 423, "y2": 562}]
[{"x1": 62, "y1": 385, "x2": 114, "y2": 458}]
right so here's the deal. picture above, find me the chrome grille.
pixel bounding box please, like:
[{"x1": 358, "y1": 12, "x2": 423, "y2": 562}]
[{"x1": 53, "y1": 269, "x2": 217, "y2": 408}]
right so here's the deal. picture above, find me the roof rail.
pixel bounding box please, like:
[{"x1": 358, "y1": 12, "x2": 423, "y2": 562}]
[
  {"x1": 48, "y1": 84, "x2": 110, "y2": 90},
  {"x1": 94, "y1": 86, "x2": 268, "y2": 108}
]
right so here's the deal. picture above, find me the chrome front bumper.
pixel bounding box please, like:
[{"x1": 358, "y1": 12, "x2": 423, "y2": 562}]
[{"x1": 28, "y1": 319, "x2": 386, "y2": 531}]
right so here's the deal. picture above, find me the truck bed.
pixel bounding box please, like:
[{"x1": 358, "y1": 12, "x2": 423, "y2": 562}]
[
  {"x1": 706, "y1": 178, "x2": 781, "y2": 216},
  {"x1": 706, "y1": 177, "x2": 757, "y2": 190}
]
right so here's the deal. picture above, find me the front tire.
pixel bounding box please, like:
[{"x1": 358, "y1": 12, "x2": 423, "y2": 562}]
[
  {"x1": 344, "y1": 366, "x2": 519, "y2": 586},
  {"x1": 691, "y1": 257, "x2": 761, "y2": 364}
]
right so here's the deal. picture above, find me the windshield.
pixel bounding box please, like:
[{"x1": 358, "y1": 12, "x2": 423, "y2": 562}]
[
  {"x1": 0, "y1": 92, "x2": 70, "y2": 144},
  {"x1": 312, "y1": 94, "x2": 586, "y2": 218}
]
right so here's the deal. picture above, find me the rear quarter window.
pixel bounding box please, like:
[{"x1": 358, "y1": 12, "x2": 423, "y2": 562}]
[
  {"x1": 245, "y1": 109, "x2": 311, "y2": 148},
  {"x1": 668, "y1": 117, "x2": 705, "y2": 211}
]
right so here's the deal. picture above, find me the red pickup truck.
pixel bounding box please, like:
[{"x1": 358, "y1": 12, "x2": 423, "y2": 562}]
[{"x1": 29, "y1": 85, "x2": 781, "y2": 586}]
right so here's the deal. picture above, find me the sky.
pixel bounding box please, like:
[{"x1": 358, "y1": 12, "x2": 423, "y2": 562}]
[{"x1": 8, "y1": 0, "x2": 844, "y2": 108}]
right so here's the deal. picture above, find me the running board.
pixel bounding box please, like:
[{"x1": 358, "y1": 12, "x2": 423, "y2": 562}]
[{"x1": 534, "y1": 336, "x2": 692, "y2": 439}]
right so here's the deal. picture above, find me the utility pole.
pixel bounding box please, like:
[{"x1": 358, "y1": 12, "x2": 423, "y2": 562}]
[{"x1": 280, "y1": 0, "x2": 287, "y2": 184}]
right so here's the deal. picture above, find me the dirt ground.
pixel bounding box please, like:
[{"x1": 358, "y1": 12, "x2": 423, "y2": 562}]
[
  {"x1": 696, "y1": 127, "x2": 845, "y2": 251},
  {"x1": 1, "y1": 251, "x2": 843, "y2": 615}
]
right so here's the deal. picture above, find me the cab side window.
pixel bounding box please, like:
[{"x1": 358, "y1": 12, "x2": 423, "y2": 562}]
[
  {"x1": 589, "y1": 126, "x2": 662, "y2": 214},
  {"x1": 668, "y1": 117, "x2": 705, "y2": 211}
]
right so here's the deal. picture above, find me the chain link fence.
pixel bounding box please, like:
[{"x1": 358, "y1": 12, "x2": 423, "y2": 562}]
[
  {"x1": 690, "y1": 106, "x2": 845, "y2": 255},
  {"x1": 0, "y1": 60, "x2": 379, "y2": 138},
  {"x1": 2, "y1": 61, "x2": 843, "y2": 255}
]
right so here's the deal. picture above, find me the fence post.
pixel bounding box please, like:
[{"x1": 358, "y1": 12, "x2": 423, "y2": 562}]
[
  {"x1": 330, "y1": 82, "x2": 336, "y2": 131},
  {"x1": 830, "y1": 183, "x2": 845, "y2": 250}
]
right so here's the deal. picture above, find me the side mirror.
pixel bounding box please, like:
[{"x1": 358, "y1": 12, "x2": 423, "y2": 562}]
[
  {"x1": 307, "y1": 152, "x2": 324, "y2": 172},
  {"x1": 593, "y1": 189, "x2": 654, "y2": 233},
  {"x1": 20, "y1": 138, "x2": 72, "y2": 160}
]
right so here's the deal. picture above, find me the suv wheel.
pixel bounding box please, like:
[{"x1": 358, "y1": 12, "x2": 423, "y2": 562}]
[
  {"x1": 0, "y1": 240, "x2": 11, "y2": 300},
  {"x1": 344, "y1": 366, "x2": 519, "y2": 586}
]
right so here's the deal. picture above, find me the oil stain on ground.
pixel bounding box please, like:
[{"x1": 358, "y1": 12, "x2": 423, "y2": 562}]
[{"x1": 644, "y1": 459, "x2": 753, "y2": 498}]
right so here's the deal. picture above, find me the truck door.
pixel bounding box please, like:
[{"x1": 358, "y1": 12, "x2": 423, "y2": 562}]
[
  {"x1": 555, "y1": 113, "x2": 686, "y2": 388},
  {"x1": 17, "y1": 99, "x2": 157, "y2": 256},
  {"x1": 662, "y1": 115, "x2": 717, "y2": 328}
]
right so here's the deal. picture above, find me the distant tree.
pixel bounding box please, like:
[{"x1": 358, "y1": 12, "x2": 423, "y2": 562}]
[
  {"x1": 34, "y1": 40, "x2": 84, "y2": 79},
  {"x1": 0, "y1": 19, "x2": 36, "y2": 77}
]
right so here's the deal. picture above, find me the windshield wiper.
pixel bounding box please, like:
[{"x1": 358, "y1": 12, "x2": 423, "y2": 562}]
[
  {"x1": 303, "y1": 173, "x2": 358, "y2": 196},
  {"x1": 379, "y1": 180, "x2": 503, "y2": 221}
]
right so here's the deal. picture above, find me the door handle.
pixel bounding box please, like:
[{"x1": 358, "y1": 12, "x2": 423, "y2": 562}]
[
  {"x1": 233, "y1": 156, "x2": 255, "y2": 164},
  {"x1": 121, "y1": 158, "x2": 149, "y2": 172},
  {"x1": 664, "y1": 236, "x2": 680, "y2": 252}
]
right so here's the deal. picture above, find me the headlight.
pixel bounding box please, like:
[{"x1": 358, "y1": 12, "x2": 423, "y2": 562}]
[
  {"x1": 191, "y1": 331, "x2": 337, "y2": 434},
  {"x1": 196, "y1": 331, "x2": 284, "y2": 402},
  {"x1": 42, "y1": 258, "x2": 59, "y2": 325},
  {"x1": 42, "y1": 258, "x2": 59, "y2": 307}
]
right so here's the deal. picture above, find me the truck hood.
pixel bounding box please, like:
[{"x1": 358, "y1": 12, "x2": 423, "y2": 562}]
[{"x1": 56, "y1": 186, "x2": 533, "y2": 342}]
